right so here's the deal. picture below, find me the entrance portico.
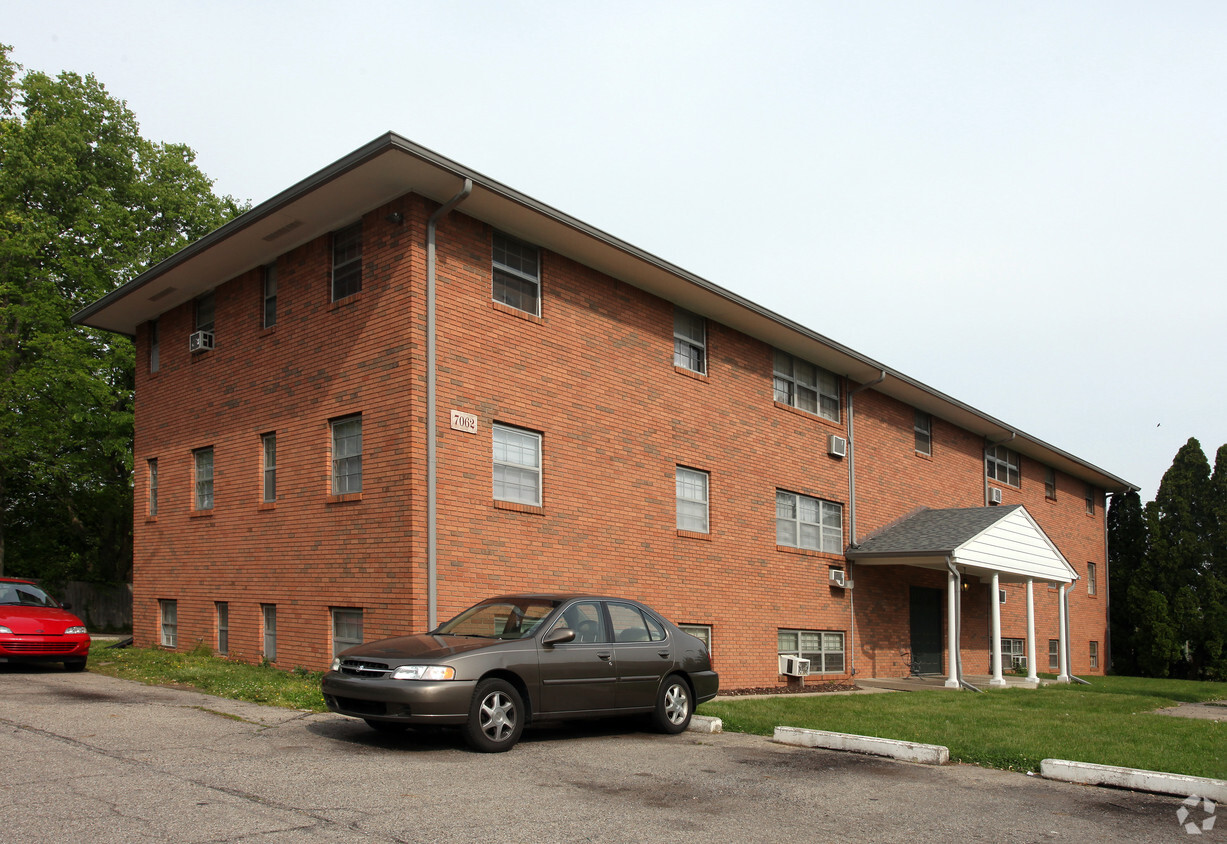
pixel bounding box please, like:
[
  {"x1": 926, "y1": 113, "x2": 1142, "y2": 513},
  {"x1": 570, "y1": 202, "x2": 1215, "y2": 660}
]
[{"x1": 848, "y1": 505, "x2": 1078, "y2": 689}]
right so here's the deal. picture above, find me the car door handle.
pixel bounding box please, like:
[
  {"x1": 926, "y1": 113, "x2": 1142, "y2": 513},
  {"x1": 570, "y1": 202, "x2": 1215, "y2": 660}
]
[
  {"x1": 658, "y1": 651, "x2": 670, "y2": 659},
  {"x1": 597, "y1": 652, "x2": 612, "y2": 661}
]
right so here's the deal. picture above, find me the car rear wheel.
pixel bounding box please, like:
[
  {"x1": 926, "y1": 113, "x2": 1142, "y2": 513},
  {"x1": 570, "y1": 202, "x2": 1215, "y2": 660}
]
[
  {"x1": 652, "y1": 674, "x2": 692, "y2": 734},
  {"x1": 64, "y1": 659, "x2": 87, "y2": 672},
  {"x1": 464, "y1": 678, "x2": 524, "y2": 752}
]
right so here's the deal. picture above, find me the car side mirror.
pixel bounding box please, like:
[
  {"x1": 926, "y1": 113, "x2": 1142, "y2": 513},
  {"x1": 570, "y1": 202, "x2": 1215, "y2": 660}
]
[{"x1": 541, "y1": 627, "x2": 576, "y2": 647}]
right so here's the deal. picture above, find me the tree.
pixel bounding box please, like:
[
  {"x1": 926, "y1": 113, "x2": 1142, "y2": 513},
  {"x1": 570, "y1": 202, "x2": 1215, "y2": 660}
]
[
  {"x1": 0, "y1": 45, "x2": 243, "y2": 583},
  {"x1": 1106, "y1": 489, "x2": 1146, "y2": 674}
]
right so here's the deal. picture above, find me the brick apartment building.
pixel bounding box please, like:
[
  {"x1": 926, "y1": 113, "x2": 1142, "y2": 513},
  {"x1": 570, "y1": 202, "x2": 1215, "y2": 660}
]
[{"x1": 74, "y1": 133, "x2": 1133, "y2": 689}]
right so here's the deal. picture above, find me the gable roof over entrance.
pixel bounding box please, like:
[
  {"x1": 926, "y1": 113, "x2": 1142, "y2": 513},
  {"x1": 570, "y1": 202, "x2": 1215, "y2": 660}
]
[{"x1": 846, "y1": 505, "x2": 1077, "y2": 585}]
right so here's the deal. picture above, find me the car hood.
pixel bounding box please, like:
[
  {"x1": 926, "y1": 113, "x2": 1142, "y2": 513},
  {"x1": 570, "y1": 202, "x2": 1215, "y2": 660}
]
[
  {"x1": 0, "y1": 605, "x2": 85, "y2": 634},
  {"x1": 339, "y1": 633, "x2": 514, "y2": 662}
]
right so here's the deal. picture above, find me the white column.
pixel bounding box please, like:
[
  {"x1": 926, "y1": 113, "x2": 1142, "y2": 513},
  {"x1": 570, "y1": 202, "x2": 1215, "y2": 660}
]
[
  {"x1": 945, "y1": 569, "x2": 960, "y2": 688},
  {"x1": 1057, "y1": 583, "x2": 1070, "y2": 683},
  {"x1": 989, "y1": 572, "x2": 1006, "y2": 686},
  {"x1": 1025, "y1": 579, "x2": 1039, "y2": 682}
]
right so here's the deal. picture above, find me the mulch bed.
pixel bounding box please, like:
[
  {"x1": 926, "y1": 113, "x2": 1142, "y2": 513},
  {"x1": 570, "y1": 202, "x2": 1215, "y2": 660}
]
[{"x1": 719, "y1": 682, "x2": 858, "y2": 696}]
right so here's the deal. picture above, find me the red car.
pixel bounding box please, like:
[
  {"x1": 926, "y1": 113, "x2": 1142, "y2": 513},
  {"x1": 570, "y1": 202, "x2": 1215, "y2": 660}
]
[{"x1": 0, "y1": 577, "x2": 90, "y2": 671}]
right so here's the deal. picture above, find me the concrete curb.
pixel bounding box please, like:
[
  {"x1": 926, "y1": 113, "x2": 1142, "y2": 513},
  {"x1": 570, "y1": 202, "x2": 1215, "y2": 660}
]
[
  {"x1": 688, "y1": 714, "x2": 722, "y2": 733},
  {"x1": 773, "y1": 726, "x2": 949, "y2": 765},
  {"x1": 1041, "y1": 759, "x2": 1227, "y2": 802}
]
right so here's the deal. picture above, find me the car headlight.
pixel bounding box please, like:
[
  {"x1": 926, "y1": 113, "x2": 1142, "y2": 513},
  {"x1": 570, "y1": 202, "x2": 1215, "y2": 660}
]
[
  {"x1": 65, "y1": 626, "x2": 87, "y2": 635},
  {"x1": 390, "y1": 665, "x2": 455, "y2": 681},
  {"x1": 0, "y1": 626, "x2": 11, "y2": 634}
]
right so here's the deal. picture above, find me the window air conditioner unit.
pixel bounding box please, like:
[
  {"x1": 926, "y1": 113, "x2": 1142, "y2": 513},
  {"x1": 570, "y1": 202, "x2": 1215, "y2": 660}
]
[
  {"x1": 779, "y1": 655, "x2": 811, "y2": 677},
  {"x1": 828, "y1": 435, "x2": 847, "y2": 458},
  {"x1": 189, "y1": 330, "x2": 215, "y2": 353},
  {"x1": 829, "y1": 568, "x2": 846, "y2": 588},
  {"x1": 988, "y1": 487, "x2": 1003, "y2": 505},
  {"x1": 1011, "y1": 655, "x2": 1027, "y2": 670}
]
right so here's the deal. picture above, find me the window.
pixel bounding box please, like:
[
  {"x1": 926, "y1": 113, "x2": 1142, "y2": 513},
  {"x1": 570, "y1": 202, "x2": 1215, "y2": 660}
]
[
  {"x1": 1085, "y1": 484, "x2": 1096, "y2": 515},
  {"x1": 679, "y1": 624, "x2": 712, "y2": 653},
  {"x1": 331, "y1": 222, "x2": 362, "y2": 301},
  {"x1": 986, "y1": 444, "x2": 1020, "y2": 487},
  {"x1": 159, "y1": 599, "x2": 177, "y2": 648},
  {"x1": 330, "y1": 416, "x2": 362, "y2": 495},
  {"x1": 773, "y1": 350, "x2": 839, "y2": 421},
  {"x1": 262, "y1": 432, "x2": 277, "y2": 503},
  {"x1": 492, "y1": 424, "x2": 542, "y2": 506},
  {"x1": 673, "y1": 308, "x2": 706, "y2": 374},
  {"x1": 149, "y1": 319, "x2": 159, "y2": 373},
  {"x1": 262, "y1": 263, "x2": 277, "y2": 328},
  {"x1": 1089, "y1": 641, "x2": 1099, "y2": 670},
  {"x1": 195, "y1": 291, "x2": 215, "y2": 332},
  {"x1": 1045, "y1": 467, "x2": 1057, "y2": 500},
  {"x1": 193, "y1": 447, "x2": 214, "y2": 510},
  {"x1": 1001, "y1": 637, "x2": 1025, "y2": 669},
  {"x1": 216, "y1": 602, "x2": 229, "y2": 655},
  {"x1": 1049, "y1": 638, "x2": 1060, "y2": 671},
  {"x1": 776, "y1": 491, "x2": 842, "y2": 554},
  {"x1": 492, "y1": 230, "x2": 540, "y2": 315},
  {"x1": 914, "y1": 410, "x2": 932, "y2": 456},
  {"x1": 147, "y1": 458, "x2": 158, "y2": 517},
  {"x1": 332, "y1": 608, "x2": 363, "y2": 657},
  {"x1": 778, "y1": 630, "x2": 845, "y2": 674},
  {"x1": 676, "y1": 467, "x2": 709, "y2": 533},
  {"x1": 262, "y1": 604, "x2": 277, "y2": 661},
  {"x1": 608, "y1": 602, "x2": 667, "y2": 643},
  {"x1": 1087, "y1": 562, "x2": 1097, "y2": 596}
]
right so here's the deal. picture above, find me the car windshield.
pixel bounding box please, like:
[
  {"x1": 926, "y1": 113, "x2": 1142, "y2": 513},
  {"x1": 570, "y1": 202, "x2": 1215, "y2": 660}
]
[
  {"x1": 435, "y1": 599, "x2": 560, "y2": 640},
  {"x1": 0, "y1": 583, "x2": 59, "y2": 608}
]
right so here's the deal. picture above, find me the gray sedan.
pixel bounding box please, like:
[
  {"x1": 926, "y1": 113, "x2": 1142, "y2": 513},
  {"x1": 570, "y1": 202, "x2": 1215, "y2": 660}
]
[{"x1": 322, "y1": 594, "x2": 719, "y2": 752}]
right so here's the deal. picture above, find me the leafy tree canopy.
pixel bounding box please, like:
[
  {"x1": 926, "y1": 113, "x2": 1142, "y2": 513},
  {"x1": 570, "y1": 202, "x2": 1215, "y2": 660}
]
[{"x1": 0, "y1": 44, "x2": 244, "y2": 583}]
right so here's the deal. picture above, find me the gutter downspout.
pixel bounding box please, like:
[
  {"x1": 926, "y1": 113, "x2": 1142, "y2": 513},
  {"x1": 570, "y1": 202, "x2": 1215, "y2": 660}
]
[
  {"x1": 1064, "y1": 585, "x2": 1091, "y2": 685},
  {"x1": 1103, "y1": 491, "x2": 1114, "y2": 674},
  {"x1": 426, "y1": 179, "x2": 473, "y2": 629},
  {"x1": 845, "y1": 370, "x2": 885, "y2": 680}
]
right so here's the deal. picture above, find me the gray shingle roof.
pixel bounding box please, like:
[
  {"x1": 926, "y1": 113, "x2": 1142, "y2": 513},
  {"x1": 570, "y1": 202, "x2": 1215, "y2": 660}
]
[{"x1": 848, "y1": 506, "x2": 1023, "y2": 558}]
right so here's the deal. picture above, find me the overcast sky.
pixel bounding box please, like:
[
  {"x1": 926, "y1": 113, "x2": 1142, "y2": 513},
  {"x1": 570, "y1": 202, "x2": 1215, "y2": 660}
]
[{"x1": 9, "y1": 1, "x2": 1226, "y2": 501}]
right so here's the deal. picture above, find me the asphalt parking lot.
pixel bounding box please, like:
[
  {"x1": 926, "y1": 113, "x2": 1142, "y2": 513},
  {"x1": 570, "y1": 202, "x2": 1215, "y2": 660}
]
[{"x1": 0, "y1": 666, "x2": 1206, "y2": 843}]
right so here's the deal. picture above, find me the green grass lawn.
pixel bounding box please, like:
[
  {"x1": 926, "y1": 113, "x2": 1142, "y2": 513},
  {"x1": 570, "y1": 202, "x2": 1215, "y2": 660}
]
[
  {"x1": 87, "y1": 646, "x2": 1224, "y2": 779},
  {"x1": 698, "y1": 675, "x2": 1226, "y2": 779}
]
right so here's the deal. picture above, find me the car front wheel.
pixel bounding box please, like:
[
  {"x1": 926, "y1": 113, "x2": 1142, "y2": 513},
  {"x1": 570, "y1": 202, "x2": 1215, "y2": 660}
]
[
  {"x1": 652, "y1": 674, "x2": 692, "y2": 734},
  {"x1": 64, "y1": 659, "x2": 87, "y2": 672},
  {"x1": 464, "y1": 678, "x2": 524, "y2": 752}
]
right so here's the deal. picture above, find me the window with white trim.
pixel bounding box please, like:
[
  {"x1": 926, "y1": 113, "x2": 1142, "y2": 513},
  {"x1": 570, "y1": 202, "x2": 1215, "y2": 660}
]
[
  {"x1": 216, "y1": 601, "x2": 229, "y2": 655},
  {"x1": 262, "y1": 432, "x2": 277, "y2": 503},
  {"x1": 195, "y1": 292, "x2": 215, "y2": 332},
  {"x1": 332, "y1": 608, "x2": 363, "y2": 657},
  {"x1": 773, "y1": 350, "x2": 839, "y2": 422},
  {"x1": 673, "y1": 307, "x2": 706, "y2": 374},
  {"x1": 262, "y1": 263, "x2": 278, "y2": 328},
  {"x1": 1089, "y1": 640, "x2": 1099, "y2": 669},
  {"x1": 493, "y1": 424, "x2": 542, "y2": 506},
  {"x1": 193, "y1": 447, "x2": 214, "y2": 510},
  {"x1": 331, "y1": 415, "x2": 362, "y2": 495},
  {"x1": 1085, "y1": 484, "x2": 1096, "y2": 515},
  {"x1": 1087, "y1": 562, "x2": 1097, "y2": 596},
  {"x1": 986, "y1": 445, "x2": 1020, "y2": 487},
  {"x1": 331, "y1": 222, "x2": 362, "y2": 301},
  {"x1": 149, "y1": 319, "x2": 159, "y2": 373},
  {"x1": 1048, "y1": 638, "x2": 1060, "y2": 671},
  {"x1": 776, "y1": 491, "x2": 842, "y2": 554},
  {"x1": 1045, "y1": 466, "x2": 1057, "y2": 500},
  {"x1": 1001, "y1": 637, "x2": 1025, "y2": 669},
  {"x1": 676, "y1": 466, "x2": 709, "y2": 533},
  {"x1": 159, "y1": 599, "x2": 177, "y2": 648},
  {"x1": 778, "y1": 629, "x2": 845, "y2": 674},
  {"x1": 679, "y1": 624, "x2": 712, "y2": 653},
  {"x1": 147, "y1": 458, "x2": 158, "y2": 517},
  {"x1": 492, "y1": 231, "x2": 540, "y2": 315},
  {"x1": 914, "y1": 410, "x2": 932, "y2": 455},
  {"x1": 262, "y1": 604, "x2": 277, "y2": 662}
]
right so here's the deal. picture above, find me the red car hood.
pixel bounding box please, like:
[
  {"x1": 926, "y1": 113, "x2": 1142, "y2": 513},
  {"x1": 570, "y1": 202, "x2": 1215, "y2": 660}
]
[{"x1": 0, "y1": 605, "x2": 85, "y2": 635}]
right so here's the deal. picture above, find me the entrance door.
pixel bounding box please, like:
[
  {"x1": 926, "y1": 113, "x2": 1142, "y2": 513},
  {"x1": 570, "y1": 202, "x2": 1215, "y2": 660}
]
[{"x1": 909, "y1": 586, "x2": 944, "y2": 675}]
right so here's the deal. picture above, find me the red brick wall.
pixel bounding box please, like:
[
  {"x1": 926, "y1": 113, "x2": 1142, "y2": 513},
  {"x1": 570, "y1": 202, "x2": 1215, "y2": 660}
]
[{"x1": 132, "y1": 192, "x2": 1109, "y2": 687}]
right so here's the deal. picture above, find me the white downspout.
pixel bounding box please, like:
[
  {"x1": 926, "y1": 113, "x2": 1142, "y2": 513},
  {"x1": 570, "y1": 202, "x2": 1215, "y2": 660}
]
[{"x1": 426, "y1": 179, "x2": 473, "y2": 629}]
